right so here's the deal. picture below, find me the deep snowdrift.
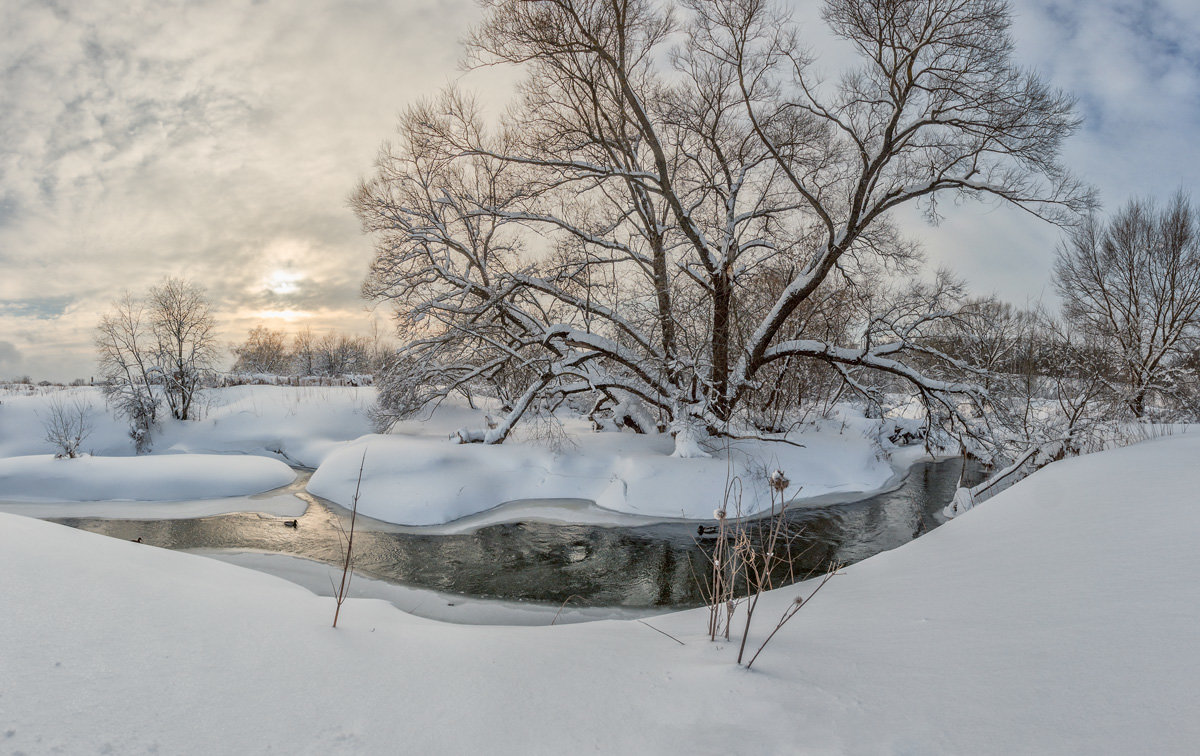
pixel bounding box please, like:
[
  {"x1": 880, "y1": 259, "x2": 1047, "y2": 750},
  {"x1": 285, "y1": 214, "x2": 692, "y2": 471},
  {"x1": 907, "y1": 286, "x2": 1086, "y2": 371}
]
[
  {"x1": 303, "y1": 398, "x2": 907, "y2": 525},
  {"x1": 3, "y1": 433, "x2": 1198, "y2": 754}
]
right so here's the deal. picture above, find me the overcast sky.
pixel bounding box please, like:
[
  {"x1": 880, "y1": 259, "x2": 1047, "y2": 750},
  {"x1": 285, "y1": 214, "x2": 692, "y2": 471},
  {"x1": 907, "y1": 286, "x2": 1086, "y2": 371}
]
[{"x1": 1, "y1": 0, "x2": 1198, "y2": 380}]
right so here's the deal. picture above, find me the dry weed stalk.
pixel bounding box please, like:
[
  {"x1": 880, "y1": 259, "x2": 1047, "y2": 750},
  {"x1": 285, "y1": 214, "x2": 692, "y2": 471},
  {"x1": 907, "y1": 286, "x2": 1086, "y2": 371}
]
[
  {"x1": 695, "y1": 476, "x2": 742, "y2": 642},
  {"x1": 745, "y1": 565, "x2": 839, "y2": 670},
  {"x1": 735, "y1": 470, "x2": 802, "y2": 664},
  {"x1": 332, "y1": 451, "x2": 367, "y2": 628},
  {"x1": 696, "y1": 467, "x2": 837, "y2": 668},
  {"x1": 551, "y1": 594, "x2": 584, "y2": 626}
]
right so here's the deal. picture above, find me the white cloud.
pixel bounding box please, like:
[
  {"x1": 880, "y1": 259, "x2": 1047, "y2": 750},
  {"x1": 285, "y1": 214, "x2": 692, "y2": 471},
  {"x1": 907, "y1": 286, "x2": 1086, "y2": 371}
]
[
  {"x1": 898, "y1": 0, "x2": 1200, "y2": 301},
  {"x1": 0, "y1": 0, "x2": 494, "y2": 378}
]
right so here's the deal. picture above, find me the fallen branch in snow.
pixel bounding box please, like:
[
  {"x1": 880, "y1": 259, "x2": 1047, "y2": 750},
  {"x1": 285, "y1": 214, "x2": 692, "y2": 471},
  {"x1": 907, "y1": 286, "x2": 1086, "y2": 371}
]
[
  {"x1": 945, "y1": 436, "x2": 1076, "y2": 518},
  {"x1": 636, "y1": 620, "x2": 685, "y2": 646},
  {"x1": 715, "y1": 431, "x2": 807, "y2": 449}
]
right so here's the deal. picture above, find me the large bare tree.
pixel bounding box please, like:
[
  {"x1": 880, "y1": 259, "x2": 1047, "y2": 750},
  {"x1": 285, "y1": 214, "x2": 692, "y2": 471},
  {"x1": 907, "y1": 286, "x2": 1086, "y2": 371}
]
[
  {"x1": 356, "y1": 0, "x2": 1092, "y2": 449},
  {"x1": 1053, "y1": 193, "x2": 1200, "y2": 417}
]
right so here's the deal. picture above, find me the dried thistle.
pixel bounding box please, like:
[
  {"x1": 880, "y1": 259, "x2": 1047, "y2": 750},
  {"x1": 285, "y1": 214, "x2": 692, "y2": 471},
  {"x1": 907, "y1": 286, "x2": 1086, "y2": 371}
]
[{"x1": 768, "y1": 469, "x2": 790, "y2": 492}]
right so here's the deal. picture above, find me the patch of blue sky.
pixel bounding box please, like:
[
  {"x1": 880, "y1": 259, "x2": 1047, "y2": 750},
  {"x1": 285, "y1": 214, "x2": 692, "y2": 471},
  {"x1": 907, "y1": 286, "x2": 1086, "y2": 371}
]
[{"x1": 0, "y1": 296, "x2": 74, "y2": 320}]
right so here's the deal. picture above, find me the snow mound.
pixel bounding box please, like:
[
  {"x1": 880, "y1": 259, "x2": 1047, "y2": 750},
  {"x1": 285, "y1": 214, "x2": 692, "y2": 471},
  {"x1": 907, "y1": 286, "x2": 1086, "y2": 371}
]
[
  {"x1": 154, "y1": 385, "x2": 375, "y2": 466},
  {"x1": 0, "y1": 454, "x2": 296, "y2": 502},
  {"x1": 307, "y1": 425, "x2": 892, "y2": 526}
]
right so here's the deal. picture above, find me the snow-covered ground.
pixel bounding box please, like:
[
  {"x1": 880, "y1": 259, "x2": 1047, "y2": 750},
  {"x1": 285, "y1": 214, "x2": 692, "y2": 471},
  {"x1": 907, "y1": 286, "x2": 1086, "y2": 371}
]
[
  {"x1": 0, "y1": 384, "x2": 375, "y2": 466},
  {"x1": 3, "y1": 432, "x2": 1197, "y2": 754},
  {"x1": 306, "y1": 393, "x2": 910, "y2": 525},
  {"x1": 0, "y1": 385, "x2": 914, "y2": 525},
  {"x1": 0, "y1": 475, "x2": 310, "y2": 520},
  {"x1": 0, "y1": 453, "x2": 294, "y2": 502},
  {"x1": 0, "y1": 385, "x2": 368, "y2": 515}
]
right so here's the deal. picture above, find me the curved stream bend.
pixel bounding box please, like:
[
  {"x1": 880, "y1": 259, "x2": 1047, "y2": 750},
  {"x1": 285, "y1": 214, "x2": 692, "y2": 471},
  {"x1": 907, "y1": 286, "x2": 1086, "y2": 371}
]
[{"x1": 51, "y1": 457, "x2": 983, "y2": 611}]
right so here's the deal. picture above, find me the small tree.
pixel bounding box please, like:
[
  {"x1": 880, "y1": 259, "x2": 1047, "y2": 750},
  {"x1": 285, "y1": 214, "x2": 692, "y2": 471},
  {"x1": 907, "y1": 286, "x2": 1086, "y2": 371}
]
[
  {"x1": 1054, "y1": 193, "x2": 1200, "y2": 418},
  {"x1": 41, "y1": 395, "x2": 93, "y2": 459},
  {"x1": 292, "y1": 327, "x2": 318, "y2": 377},
  {"x1": 148, "y1": 278, "x2": 217, "y2": 420},
  {"x1": 96, "y1": 278, "x2": 216, "y2": 451},
  {"x1": 96, "y1": 293, "x2": 161, "y2": 452},
  {"x1": 232, "y1": 325, "x2": 292, "y2": 374}
]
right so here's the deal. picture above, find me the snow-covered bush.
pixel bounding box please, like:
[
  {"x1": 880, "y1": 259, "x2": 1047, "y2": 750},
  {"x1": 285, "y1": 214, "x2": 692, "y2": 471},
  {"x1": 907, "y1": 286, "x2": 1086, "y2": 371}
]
[{"x1": 40, "y1": 395, "x2": 93, "y2": 459}]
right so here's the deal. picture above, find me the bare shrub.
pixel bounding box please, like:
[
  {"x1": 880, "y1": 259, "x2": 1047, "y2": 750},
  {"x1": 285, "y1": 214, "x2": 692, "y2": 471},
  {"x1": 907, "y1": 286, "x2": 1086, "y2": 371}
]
[{"x1": 40, "y1": 396, "x2": 93, "y2": 459}]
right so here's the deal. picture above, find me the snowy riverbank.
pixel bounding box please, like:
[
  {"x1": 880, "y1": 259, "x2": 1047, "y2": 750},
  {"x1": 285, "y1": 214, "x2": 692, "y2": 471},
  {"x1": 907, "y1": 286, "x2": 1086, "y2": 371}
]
[
  {"x1": 0, "y1": 385, "x2": 922, "y2": 525},
  {"x1": 307, "y1": 420, "x2": 898, "y2": 525},
  {"x1": 3, "y1": 432, "x2": 1198, "y2": 753},
  {"x1": 0, "y1": 454, "x2": 295, "y2": 503}
]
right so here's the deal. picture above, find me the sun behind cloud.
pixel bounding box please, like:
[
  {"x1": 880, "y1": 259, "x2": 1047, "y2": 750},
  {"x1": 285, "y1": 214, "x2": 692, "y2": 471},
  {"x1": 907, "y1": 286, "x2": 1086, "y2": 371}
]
[{"x1": 265, "y1": 269, "x2": 303, "y2": 296}]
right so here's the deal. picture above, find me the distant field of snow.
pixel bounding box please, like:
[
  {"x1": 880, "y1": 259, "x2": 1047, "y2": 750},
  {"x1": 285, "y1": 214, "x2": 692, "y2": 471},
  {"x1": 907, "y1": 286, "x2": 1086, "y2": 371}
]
[
  {"x1": 0, "y1": 385, "x2": 370, "y2": 510},
  {"x1": 3, "y1": 432, "x2": 1197, "y2": 754},
  {"x1": 0, "y1": 384, "x2": 375, "y2": 466}
]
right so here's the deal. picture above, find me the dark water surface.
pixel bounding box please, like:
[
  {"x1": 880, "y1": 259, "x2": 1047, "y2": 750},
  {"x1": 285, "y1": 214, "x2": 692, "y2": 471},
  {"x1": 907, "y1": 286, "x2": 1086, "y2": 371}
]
[{"x1": 52, "y1": 457, "x2": 983, "y2": 609}]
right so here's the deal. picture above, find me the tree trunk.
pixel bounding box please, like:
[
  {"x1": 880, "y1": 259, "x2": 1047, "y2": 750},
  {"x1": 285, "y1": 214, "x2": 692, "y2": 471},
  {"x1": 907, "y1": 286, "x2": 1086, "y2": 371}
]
[
  {"x1": 650, "y1": 235, "x2": 676, "y2": 365},
  {"x1": 1130, "y1": 387, "x2": 1147, "y2": 419},
  {"x1": 711, "y1": 273, "x2": 732, "y2": 422}
]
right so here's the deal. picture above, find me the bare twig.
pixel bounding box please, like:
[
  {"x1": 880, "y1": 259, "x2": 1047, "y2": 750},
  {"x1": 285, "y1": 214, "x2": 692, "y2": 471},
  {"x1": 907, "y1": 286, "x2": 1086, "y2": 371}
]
[
  {"x1": 550, "y1": 594, "x2": 584, "y2": 626},
  {"x1": 745, "y1": 564, "x2": 840, "y2": 670},
  {"x1": 637, "y1": 619, "x2": 685, "y2": 646}
]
